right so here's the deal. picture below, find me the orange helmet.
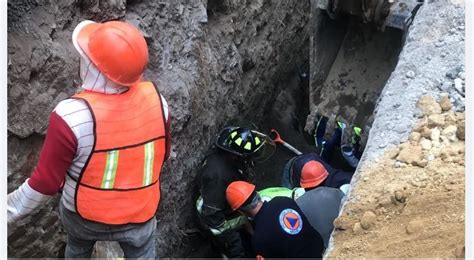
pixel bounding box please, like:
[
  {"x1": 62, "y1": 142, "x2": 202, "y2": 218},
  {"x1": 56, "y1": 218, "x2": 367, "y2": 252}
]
[
  {"x1": 226, "y1": 181, "x2": 256, "y2": 211},
  {"x1": 300, "y1": 160, "x2": 329, "y2": 188},
  {"x1": 73, "y1": 20, "x2": 149, "y2": 86}
]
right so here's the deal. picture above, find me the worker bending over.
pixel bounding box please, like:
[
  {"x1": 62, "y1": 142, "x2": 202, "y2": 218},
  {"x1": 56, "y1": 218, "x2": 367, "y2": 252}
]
[
  {"x1": 258, "y1": 184, "x2": 344, "y2": 248},
  {"x1": 282, "y1": 115, "x2": 363, "y2": 194},
  {"x1": 226, "y1": 181, "x2": 325, "y2": 258},
  {"x1": 282, "y1": 155, "x2": 353, "y2": 194},
  {"x1": 196, "y1": 127, "x2": 275, "y2": 257}
]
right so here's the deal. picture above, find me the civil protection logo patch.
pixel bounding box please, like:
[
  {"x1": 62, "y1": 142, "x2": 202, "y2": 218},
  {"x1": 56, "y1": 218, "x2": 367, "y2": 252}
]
[{"x1": 279, "y1": 208, "x2": 303, "y2": 235}]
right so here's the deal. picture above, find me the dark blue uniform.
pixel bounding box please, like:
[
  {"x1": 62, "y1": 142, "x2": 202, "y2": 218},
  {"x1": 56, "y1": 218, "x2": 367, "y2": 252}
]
[
  {"x1": 289, "y1": 153, "x2": 353, "y2": 189},
  {"x1": 251, "y1": 196, "x2": 325, "y2": 258}
]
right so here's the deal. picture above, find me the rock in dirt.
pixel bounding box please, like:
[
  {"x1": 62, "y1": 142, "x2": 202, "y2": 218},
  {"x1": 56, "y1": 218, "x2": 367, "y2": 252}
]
[
  {"x1": 439, "y1": 95, "x2": 453, "y2": 111},
  {"x1": 444, "y1": 111, "x2": 457, "y2": 125},
  {"x1": 442, "y1": 125, "x2": 457, "y2": 139},
  {"x1": 360, "y1": 211, "x2": 377, "y2": 230},
  {"x1": 428, "y1": 114, "x2": 445, "y2": 127},
  {"x1": 426, "y1": 154, "x2": 435, "y2": 161},
  {"x1": 413, "y1": 117, "x2": 428, "y2": 132},
  {"x1": 417, "y1": 96, "x2": 442, "y2": 116},
  {"x1": 334, "y1": 215, "x2": 352, "y2": 231},
  {"x1": 353, "y1": 222, "x2": 364, "y2": 235},
  {"x1": 394, "y1": 161, "x2": 408, "y2": 168},
  {"x1": 416, "y1": 159, "x2": 428, "y2": 168},
  {"x1": 432, "y1": 141, "x2": 441, "y2": 149},
  {"x1": 420, "y1": 139, "x2": 432, "y2": 151},
  {"x1": 409, "y1": 132, "x2": 421, "y2": 143},
  {"x1": 384, "y1": 148, "x2": 400, "y2": 160},
  {"x1": 406, "y1": 70, "x2": 416, "y2": 79},
  {"x1": 430, "y1": 128, "x2": 441, "y2": 142},
  {"x1": 455, "y1": 112, "x2": 465, "y2": 121},
  {"x1": 420, "y1": 126, "x2": 432, "y2": 139},
  {"x1": 397, "y1": 145, "x2": 423, "y2": 165},
  {"x1": 406, "y1": 220, "x2": 423, "y2": 234},
  {"x1": 393, "y1": 190, "x2": 407, "y2": 203},
  {"x1": 446, "y1": 67, "x2": 461, "y2": 79}
]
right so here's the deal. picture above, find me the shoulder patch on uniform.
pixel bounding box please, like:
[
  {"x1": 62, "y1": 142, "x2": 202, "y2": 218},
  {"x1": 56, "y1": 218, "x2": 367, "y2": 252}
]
[{"x1": 279, "y1": 208, "x2": 303, "y2": 235}]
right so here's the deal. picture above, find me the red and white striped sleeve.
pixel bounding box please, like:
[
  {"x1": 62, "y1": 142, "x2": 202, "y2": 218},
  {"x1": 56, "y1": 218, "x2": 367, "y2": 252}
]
[{"x1": 8, "y1": 110, "x2": 78, "y2": 223}]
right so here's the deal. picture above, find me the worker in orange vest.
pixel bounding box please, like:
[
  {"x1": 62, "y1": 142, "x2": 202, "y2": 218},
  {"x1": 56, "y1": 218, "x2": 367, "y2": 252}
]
[{"x1": 7, "y1": 20, "x2": 171, "y2": 258}]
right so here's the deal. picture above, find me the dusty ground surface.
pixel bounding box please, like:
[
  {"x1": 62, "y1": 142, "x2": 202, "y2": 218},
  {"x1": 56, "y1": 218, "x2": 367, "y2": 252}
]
[{"x1": 329, "y1": 98, "x2": 465, "y2": 258}]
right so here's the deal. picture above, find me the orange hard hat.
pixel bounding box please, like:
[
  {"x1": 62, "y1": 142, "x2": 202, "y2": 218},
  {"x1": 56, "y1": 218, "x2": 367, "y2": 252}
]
[
  {"x1": 300, "y1": 160, "x2": 329, "y2": 188},
  {"x1": 73, "y1": 20, "x2": 149, "y2": 86},
  {"x1": 226, "y1": 181, "x2": 256, "y2": 211}
]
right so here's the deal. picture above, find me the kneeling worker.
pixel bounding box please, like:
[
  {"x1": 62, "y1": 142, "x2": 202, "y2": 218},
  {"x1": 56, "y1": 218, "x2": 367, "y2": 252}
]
[
  {"x1": 258, "y1": 184, "x2": 344, "y2": 248},
  {"x1": 226, "y1": 181, "x2": 325, "y2": 258},
  {"x1": 196, "y1": 127, "x2": 275, "y2": 257},
  {"x1": 284, "y1": 157, "x2": 353, "y2": 194}
]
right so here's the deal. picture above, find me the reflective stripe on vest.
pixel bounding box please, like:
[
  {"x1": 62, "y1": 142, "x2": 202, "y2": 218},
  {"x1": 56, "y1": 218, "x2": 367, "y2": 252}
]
[
  {"x1": 102, "y1": 150, "x2": 119, "y2": 189},
  {"x1": 143, "y1": 141, "x2": 155, "y2": 186},
  {"x1": 72, "y1": 81, "x2": 167, "y2": 225}
]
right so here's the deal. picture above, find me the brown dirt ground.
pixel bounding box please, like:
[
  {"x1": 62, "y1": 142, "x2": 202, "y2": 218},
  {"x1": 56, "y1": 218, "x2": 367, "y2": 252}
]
[{"x1": 328, "y1": 96, "x2": 465, "y2": 258}]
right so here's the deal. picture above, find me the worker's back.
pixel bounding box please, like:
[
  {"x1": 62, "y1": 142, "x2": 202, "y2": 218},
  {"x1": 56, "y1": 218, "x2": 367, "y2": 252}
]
[
  {"x1": 296, "y1": 187, "x2": 345, "y2": 248},
  {"x1": 252, "y1": 196, "x2": 325, "y2": 258}
]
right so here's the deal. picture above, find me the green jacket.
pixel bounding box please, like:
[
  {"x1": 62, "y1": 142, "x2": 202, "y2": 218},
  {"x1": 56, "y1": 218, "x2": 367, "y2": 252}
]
[{"x1": 258, "y1": 187, "x2": 305, "y2": 202}]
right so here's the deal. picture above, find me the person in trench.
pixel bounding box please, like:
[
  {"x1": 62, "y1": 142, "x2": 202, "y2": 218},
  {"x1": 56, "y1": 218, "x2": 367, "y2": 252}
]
[
  {"x1": 195, "y1": 126, "x2": 275, "y2": 257},
  {"x1": 225, "y1": 181, "x2": 325, "y2": 258},
  {"x1": 7, "y1": 20, "x2": 171, "y2": 258},
  {"x1": 257, "y1": 177, "x2": 345, "y2": 248},
  {"x1": 281, "y1": 114, "x2": 363, "y2": 194}
]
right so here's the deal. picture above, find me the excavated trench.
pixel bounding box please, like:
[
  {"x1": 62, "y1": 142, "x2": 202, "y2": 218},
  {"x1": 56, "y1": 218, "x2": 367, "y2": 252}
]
[
  {"x1": 7, "y1": 0, "x2": 408, "y2": 258},
  {"x1": 186, "y1": 14, "x2": 405, "y2": 256},
  {"x1": 253, "y1": 14, "x2": 404, "y2": 190}
]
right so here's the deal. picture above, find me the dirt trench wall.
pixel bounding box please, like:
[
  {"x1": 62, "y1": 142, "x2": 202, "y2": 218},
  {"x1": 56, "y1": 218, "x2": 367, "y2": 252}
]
[
  {"x1": 327, "y1": 0, "x2": 465, "y2": 256},
  {"x1": 7, "y1": 0, "x2": 310, "y2": 257},
  {"x1": 307, "y1": 6, "x2": 404, "y2": 145}
]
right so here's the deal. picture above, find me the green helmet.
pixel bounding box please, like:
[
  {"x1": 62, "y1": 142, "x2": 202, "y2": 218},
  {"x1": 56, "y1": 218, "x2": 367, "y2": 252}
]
[{"x1": 215, "y1": 127, "x2": 275, "y2": 162}]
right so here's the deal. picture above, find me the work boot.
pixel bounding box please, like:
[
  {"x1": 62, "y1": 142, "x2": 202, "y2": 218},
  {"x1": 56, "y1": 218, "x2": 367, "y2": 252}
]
[{"x1": 341, "y1": 144, "x2": 359, "y2": 169}]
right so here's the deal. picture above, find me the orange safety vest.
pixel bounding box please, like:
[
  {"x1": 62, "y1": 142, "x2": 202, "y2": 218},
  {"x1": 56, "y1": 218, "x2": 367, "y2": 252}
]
[{"x1": 72, "y1": 81, "x2": 167, "y2": 225}]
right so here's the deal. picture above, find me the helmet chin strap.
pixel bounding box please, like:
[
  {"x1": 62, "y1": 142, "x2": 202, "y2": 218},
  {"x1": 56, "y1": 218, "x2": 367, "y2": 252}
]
[{"x1": 79, "y1": 54, "x2": 128, "y2": 94}]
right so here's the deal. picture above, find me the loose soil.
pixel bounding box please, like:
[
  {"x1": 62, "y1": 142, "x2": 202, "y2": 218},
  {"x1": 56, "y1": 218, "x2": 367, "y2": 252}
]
[{"x1": 328, "y1": 97, "x2": 465, "y2": 258}]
